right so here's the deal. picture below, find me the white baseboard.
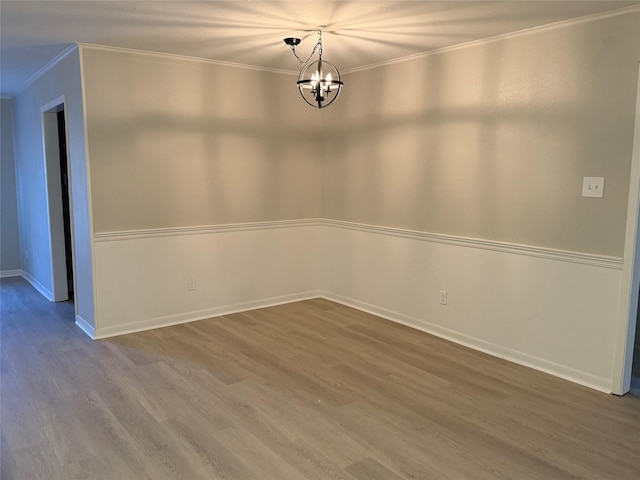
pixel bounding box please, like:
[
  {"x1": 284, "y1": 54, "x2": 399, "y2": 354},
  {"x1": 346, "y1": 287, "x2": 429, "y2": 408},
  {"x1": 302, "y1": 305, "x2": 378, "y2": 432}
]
[
  {"x1": 75, "y1": 315, "x2": 96, "y2": 339},
  {"x1": 320, "y1": 291, "x2": 612, "y2": 394},
  {"x1": 92, "y1": 291, "x2": 321, "y2": 339},
  {"x1": 21, "y1": 271, "x2": 54, "y2": 301},
  {"x1": 0, "y1": 269, "x2": 23, "y2": 278},
  {"x1": 85, "y1": 277, "x2": 613, "y2": 392}
]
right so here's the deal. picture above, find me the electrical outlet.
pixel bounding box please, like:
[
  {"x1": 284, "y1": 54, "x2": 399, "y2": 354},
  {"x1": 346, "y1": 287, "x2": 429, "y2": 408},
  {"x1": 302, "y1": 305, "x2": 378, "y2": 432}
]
[
  {"x1": 187, "y1": 276, "x2": 196, "y2": 291},
  {"x1": 440, "y1": 290, "x2": 447, "y2": 305}
]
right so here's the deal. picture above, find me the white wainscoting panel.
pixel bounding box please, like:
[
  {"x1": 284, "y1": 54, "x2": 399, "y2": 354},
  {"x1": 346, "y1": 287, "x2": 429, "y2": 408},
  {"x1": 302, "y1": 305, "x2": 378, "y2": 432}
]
[
  {"x1": 93, "y1": 221, "x2": 321, "y2": 338},
  {"x1": 91, "y1": 218, "x2": 623, "y2": 392},
  {"x1": 321, "y1": 222, "x2": 623, "y2": 393}
]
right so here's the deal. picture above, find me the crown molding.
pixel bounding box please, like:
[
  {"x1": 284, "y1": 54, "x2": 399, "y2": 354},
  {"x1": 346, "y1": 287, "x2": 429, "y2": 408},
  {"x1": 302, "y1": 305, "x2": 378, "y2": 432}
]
[
  {"x1": 10, "y1": 5, "x2": 638, "y2": 92},
  {"x1": 76, "y1": 42, "x2": 298, "y2": 76},
  {"x1": 14, "y1": 44, "x2": 79, "y2": 98},
  {"x1": 343, "y1": 4, "x2": 640, "y2": 75}
]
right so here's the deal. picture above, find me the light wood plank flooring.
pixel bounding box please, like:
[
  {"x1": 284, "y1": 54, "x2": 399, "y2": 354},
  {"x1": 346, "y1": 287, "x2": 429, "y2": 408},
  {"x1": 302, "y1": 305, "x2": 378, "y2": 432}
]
[{"x1": 1, "y1": 276, "x2": 639, "y2": 479}]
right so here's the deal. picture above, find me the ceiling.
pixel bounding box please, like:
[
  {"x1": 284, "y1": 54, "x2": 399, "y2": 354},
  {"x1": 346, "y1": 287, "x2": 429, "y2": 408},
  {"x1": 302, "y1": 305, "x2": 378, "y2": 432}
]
[{"x1": 1, "y1": 0, "x2": 639, "y2": 97}]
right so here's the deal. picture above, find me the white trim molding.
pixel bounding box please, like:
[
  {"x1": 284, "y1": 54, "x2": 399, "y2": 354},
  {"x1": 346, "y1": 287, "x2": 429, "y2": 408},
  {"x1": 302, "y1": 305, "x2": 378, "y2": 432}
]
[
  {"x1": 323, "y1": 219, "x2": 623, "y2": 270},
  {"x1": 344, "y1": 5, "x2": 640, "y2": 74},
  {"x1": 77, "y1": 43, "x2": 297, "y2": 76},
  {"x1": 22, "y1": 270, "x2": 54, "y2": 301},
  {"x1": 75, "y1": 315, "x2": 96, "y2": 339},
  {"x1": 612, "y1": 62, "x2": 640, "y2": 395},
  {"x1": 94, "y1": 218, "x2": 323, "y2": 242},
  {"x1": 16, "y1": 44, "x2": 79, "y2": 97},
  {"x1": 0, "y1": 269, "x2": 23, "y2": 278},
  {"x1": 78, "y1": 44, "x2": 100, "y2": 344},
  {"x1": 94, "y1": 218, "x2": 621, "y2": 269}
]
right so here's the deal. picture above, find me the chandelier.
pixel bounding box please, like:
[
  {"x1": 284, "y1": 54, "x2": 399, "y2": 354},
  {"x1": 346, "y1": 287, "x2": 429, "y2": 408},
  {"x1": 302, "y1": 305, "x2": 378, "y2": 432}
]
[{"x1": 284, "y1": 31, "x2": 344, "y2": 109}]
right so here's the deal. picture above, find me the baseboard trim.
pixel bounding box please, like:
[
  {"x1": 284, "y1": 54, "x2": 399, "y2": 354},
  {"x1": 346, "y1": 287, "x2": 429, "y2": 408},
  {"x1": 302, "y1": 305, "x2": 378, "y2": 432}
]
[
  {"x1": 92, "y1": 291, "x2": 321, "y2": 339},
  {"x1": 21, "y1": 271, "x2": 54, "y2": 301},
  {"x1": 0, "y1": 269, "x2": 23, "y2": 278},
  {"x1": 75, "y1": 315, "x2": 96, "y2": 339},
  {"x1": 320, "y1": 291, "x2": 612, "y2": 394}
]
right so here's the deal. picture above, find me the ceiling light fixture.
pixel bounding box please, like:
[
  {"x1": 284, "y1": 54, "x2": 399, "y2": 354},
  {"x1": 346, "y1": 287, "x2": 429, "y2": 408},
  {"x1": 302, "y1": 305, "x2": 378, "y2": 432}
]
[{"x1": 284, "y1": 31, "x2": 343, "y2": 109}]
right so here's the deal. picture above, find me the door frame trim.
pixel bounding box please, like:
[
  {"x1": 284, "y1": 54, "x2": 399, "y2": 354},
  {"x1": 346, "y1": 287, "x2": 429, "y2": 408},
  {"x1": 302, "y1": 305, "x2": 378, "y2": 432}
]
[
  {"x1": 613, "y1": 62, "x2": 640, "y2": 395},
  {"x1": 40, "y1": 95, "x2": 77, "y2": 309}
]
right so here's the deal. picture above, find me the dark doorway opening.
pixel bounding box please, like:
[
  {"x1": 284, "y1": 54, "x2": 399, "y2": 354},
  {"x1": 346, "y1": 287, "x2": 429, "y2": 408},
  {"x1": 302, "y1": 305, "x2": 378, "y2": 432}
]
[{"x1": 57, "y1": 109, "x2": 74, "y2": 301}]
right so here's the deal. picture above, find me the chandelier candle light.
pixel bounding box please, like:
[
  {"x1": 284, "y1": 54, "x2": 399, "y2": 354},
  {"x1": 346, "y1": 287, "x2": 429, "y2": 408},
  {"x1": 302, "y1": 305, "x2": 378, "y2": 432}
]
[{"x1": 284, "y1": 31, "x2": 344, "y2": 109}]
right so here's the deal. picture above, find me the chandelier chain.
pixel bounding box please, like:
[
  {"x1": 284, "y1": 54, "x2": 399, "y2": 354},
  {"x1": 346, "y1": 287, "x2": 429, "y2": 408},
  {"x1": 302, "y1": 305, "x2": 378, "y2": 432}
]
[{"x1": 290, "y1": 31, "x2": 323, "y2": 64}]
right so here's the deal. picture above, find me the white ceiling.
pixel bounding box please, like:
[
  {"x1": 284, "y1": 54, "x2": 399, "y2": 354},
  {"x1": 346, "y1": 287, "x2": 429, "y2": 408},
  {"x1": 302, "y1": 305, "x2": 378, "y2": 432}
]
[{"x1": 1, "y1": 0, "x2": 639, "y2": 97}]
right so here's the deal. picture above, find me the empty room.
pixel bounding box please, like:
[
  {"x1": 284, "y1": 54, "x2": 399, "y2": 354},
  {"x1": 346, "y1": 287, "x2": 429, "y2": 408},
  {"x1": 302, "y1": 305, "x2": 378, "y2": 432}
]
[{"x1": 1, "y1": 1, "x2": 640, "y2": 479}]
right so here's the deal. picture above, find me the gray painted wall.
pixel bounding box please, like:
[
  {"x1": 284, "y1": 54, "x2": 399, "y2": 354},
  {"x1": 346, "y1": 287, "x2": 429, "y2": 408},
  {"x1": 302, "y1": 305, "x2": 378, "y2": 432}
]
[
  {"x1": 81, "y1": 48, "x2": 323, "y2": 233},
  {"x1": 322, "y1": 12, "x2": 640, "y2": 257},
  {"x1": 1, "y1": 98, "x2": 21, "y2": 272}
]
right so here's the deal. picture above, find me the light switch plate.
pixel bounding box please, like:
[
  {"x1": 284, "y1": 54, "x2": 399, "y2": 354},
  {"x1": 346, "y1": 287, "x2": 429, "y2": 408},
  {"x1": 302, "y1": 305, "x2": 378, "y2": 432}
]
[{"x1": 582, "y1": 177, "x2": 604, "y2": 198}]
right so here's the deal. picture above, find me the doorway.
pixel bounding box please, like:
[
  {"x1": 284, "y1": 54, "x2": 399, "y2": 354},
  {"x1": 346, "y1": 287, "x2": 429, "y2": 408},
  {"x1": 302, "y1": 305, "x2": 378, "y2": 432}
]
[
  {"x1": 56, "y1": 109, "x2": 73, "y2": 301},
  {"x1": 42, "y1": 97, "x2": 75, "y2": 305}
]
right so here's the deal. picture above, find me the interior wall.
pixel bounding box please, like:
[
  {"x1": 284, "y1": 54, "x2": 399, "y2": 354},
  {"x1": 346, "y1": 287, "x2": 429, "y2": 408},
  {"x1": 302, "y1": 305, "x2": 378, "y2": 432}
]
[
  {"x1": 12, "y1": 48, "x2": 95, "y2": 326},
  {"x1": 0, "y1": 98, "x2": 22, "y2": 273},
  {"x1": 320, "y1": 12, "x2": 640, "y2": 392},
  {"x1": 80, "y1": 46, "x2": 323, "y2": 335}
]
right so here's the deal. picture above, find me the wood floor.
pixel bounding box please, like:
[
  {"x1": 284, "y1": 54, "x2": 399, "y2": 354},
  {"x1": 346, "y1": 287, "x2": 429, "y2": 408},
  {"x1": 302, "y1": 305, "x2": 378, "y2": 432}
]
[{"x1": 1, "y1": 276, "x2": 639, "y2": 479}]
